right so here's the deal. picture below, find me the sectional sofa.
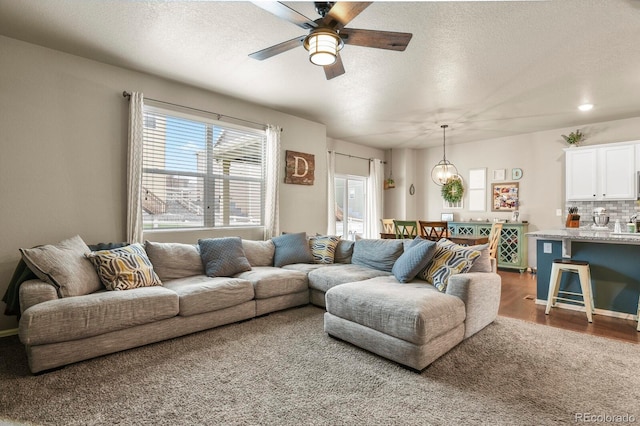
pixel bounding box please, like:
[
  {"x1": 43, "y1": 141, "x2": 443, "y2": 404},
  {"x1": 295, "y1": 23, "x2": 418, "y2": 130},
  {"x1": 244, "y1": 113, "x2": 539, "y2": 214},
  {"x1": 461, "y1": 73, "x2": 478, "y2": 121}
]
[{"x1": 16, "y1": 233, "x2": 501, "y2": 373}]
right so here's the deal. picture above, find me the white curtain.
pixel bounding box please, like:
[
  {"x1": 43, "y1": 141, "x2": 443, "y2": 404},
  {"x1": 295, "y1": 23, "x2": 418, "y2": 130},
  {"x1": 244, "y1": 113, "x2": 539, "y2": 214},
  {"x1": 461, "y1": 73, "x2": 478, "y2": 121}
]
[
  {"x1": 365, "y1": 158, "x2": 384, "y2": 238},
  {"x1": 264, "y1": 125, "x2": 281, "y2": 240},
  {"x1": 127, "y1": 92, "x2": 144, "y2": 244},
  {"x1": 327, "y1": 151, "x2": 336, "y2": 235}
]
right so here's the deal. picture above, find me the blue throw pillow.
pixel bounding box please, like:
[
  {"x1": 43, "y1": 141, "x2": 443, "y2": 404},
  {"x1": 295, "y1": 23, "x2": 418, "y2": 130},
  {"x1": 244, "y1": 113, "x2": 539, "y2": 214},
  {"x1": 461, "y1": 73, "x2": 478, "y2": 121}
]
[
  {"x1": 198, "y1": 237, "x2": 251, "y2": 277},
  {"x1": 392, "y1": 238, "x2": 437, "y2": 283},
  {"x1": 271, "y1": 232, "x2": 314, "y2": 267}
]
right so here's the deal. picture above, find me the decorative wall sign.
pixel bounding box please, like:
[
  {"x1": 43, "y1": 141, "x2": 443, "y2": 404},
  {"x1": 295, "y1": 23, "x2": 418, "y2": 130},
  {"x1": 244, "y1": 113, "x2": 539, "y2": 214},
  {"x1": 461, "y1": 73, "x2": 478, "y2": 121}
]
[
  {"x1": 468, "y1": 168, "x2": 486, "y2": 212},
  {"x1": 512, "y1": 168, "x2": 523, "y2": 180},
  {"x1": 492, "y1": 182, "x2": 519, "y2": 211},
  {"x1": 284, "y1": 150, "x2": 315, "y2": 185},
  {"x1": 492, "y1": 169, "x2": 506, "y2": 181}
]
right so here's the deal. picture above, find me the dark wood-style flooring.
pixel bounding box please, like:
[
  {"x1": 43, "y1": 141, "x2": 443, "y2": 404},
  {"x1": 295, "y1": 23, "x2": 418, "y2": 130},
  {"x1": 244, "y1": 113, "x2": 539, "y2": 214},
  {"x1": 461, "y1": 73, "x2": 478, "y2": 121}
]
[{"x1": 498, "y1": 269, "x2": 639, "y2": 343}]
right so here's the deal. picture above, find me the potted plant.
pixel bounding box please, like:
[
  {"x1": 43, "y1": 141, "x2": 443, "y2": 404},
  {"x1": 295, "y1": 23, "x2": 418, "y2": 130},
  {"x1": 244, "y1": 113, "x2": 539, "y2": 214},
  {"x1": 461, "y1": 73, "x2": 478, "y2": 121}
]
[{"x1": 561, "y1": 129, "x2": 585, "y2": 147}]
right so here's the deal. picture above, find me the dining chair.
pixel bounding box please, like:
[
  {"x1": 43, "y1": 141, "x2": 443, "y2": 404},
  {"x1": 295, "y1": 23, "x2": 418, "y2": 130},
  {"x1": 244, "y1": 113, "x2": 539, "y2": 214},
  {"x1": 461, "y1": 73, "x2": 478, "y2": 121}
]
[
  {"x1": 393, "y1": 220, "x2": 418, "y2": 239},
  {"x1": 418, "y1": 221, "x2": 449, "y2": 241},
  {"x1": 488, "y1": 222, "x2": 503, "y2": 260},
  {"x1": 380, "y1": 218, "x2": 395, "y2": 234}
]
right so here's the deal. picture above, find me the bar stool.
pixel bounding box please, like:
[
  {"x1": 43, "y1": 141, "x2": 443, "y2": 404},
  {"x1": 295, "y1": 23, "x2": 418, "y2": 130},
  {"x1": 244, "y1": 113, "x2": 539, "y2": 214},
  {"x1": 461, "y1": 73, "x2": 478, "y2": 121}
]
[{"x1": 545, "y1": 259, "x2": 595, "y2": 323}]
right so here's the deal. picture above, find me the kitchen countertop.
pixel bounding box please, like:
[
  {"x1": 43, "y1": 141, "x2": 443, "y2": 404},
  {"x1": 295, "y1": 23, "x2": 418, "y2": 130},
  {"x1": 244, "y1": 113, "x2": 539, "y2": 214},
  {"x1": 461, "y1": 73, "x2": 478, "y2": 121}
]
[{"x1": 527, "y1": 228, "x2": 640, "y2": 254}]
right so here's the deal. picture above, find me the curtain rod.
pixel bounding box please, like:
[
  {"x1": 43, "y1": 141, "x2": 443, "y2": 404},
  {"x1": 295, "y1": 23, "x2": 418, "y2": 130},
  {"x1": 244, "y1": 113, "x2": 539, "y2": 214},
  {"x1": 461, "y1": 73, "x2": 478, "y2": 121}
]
[
  {"x1": 122, "y1": 91, "x2": 279, "y2": 131},
  {"x1": 331, "y1": 151, "x2": 386, "y2": 164}
]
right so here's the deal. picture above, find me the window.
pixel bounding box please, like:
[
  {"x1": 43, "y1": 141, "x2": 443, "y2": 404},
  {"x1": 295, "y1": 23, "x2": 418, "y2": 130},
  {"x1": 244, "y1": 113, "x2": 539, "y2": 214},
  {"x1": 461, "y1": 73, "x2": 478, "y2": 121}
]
[
  {"x1": 335, "y1": 175, "x2": 367, "y2": 240},
  {"x1": 142, "y1": 104, "x2": 266, "y2": 230}
]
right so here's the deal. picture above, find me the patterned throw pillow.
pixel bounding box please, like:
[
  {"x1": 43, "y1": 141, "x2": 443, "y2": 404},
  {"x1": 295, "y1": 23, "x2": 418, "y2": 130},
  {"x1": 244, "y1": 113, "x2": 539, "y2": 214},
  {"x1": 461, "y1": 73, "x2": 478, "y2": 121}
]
[
  {"x1": 309, "y1": 235, "x2": 341, "y2": 264},
  {"x1": 392, "y1": 238, "x2": 437, "y2": 283},
  {"x1": 419, "y1": 239, "x2": 481, "y2": 292},
  {"x1": 198, "y1": 237, "x2": 252, "y2": 277},
  {"x1": 85, "y1": 243, "x2": 162, "y2": 291},
  {"x1": 271, "y1": 232, "x2": 315, "y2": 267}
]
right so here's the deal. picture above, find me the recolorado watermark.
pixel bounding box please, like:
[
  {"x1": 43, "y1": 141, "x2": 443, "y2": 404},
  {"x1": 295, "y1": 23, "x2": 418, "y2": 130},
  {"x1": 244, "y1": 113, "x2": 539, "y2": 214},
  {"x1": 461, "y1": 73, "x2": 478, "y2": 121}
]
[{"x1": 575, "y1": 413, "x2": 636, "y2": 423}]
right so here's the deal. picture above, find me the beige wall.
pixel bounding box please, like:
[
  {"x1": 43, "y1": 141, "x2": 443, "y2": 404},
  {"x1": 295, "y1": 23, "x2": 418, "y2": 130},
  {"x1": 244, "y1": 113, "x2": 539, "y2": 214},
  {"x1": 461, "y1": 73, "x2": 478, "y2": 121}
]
[
  {"x1": 412, "y1": 116, "x2": 640, "y2": 269},
  {"x1": 0, "y1": 36, "x2": 327, "y2": 332},
  {"x1": 327, "y1": 138, "x2": 385, "y2": 177}
]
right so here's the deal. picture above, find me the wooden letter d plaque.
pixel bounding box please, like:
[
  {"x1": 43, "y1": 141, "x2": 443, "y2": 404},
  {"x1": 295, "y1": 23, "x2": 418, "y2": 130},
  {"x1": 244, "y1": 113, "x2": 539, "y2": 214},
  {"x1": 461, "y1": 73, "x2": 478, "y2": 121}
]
[{"x1": 284, "y1": 150, "x2": 315, "y2": 185}]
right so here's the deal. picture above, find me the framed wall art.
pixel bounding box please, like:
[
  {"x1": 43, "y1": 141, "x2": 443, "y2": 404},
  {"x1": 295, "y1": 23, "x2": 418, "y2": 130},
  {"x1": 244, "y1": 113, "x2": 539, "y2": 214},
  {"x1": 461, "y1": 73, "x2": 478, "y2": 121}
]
[
  {"x1": 492, "y1": 169, "x2": 505, "y2": 181},
  {"x1": 468, "y1": 168, "x2": 486, "y2": 212},
  {"x1": 492, "y1": 182, "x2": 519, "y2": 211},
  {"x1": 284, "y1": 150, "x2": 314, "y2": 185}
]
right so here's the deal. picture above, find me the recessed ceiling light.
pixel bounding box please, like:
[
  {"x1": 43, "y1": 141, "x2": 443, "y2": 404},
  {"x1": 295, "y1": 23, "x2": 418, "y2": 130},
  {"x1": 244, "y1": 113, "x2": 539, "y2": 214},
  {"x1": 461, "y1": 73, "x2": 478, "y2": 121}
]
[{"x1": 578, "y1": 103, "x2": 593, "y2": 112}]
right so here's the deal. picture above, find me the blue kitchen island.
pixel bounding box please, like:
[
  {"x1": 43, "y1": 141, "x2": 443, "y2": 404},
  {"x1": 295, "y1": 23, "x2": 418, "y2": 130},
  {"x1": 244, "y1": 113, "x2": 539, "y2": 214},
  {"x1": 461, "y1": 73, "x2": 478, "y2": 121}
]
[{"x1": 528, "y1": 229, "x2": 640, "y2": 321}]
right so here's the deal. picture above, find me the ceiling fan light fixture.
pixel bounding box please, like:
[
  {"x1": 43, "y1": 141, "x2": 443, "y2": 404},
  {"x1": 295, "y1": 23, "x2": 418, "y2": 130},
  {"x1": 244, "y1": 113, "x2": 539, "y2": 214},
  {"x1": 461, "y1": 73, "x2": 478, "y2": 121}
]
[{"x1": 303, "y1": 28, "x2": 343, "y2": 66}]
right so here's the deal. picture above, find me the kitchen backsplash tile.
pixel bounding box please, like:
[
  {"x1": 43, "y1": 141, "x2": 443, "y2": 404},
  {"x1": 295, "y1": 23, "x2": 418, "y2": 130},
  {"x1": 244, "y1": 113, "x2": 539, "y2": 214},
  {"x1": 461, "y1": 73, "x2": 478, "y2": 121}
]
[{"x1": 566, "y1": 200, "x2": 640, "y2": 227}]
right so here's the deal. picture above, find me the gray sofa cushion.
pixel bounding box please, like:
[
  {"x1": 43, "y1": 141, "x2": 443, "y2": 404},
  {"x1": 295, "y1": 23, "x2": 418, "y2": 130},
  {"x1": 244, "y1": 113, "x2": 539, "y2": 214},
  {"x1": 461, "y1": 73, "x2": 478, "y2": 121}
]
[
  {"x1": 271, "y1": 232, "x2": 314, "y2": 267},
  {"x1": 163, "y1": 275, "x2": 254, "y2": 317},
  {"x1": 19, "y1": 286, "x2": 179, "y2": 345},
  {"x1": 325, "y1": 276, "x2": 466, "y2": 345},
  {"x1": 145, "y1": 241, "x2": 203, "y2": 281},
  {"x1": 20, "y1": 235, "x2": 102, "y2": 298},
  {"x1": 242, "y1": 239, "x2": 275, "y2": 267},
  {"x1": 467, "y1": 243, "x2": 492, "y2": 273},
  {"x1": 282, "y1": 263, "x2": 328, "y2": 274},
  {"x1": 351, "y1": 239, "x2": 404, "y2": 272},
  {"x1": 198, "y1": 237, "x2": 251, "y2": 277},
  {"x1": 334, "y1": 240, "x2": 354, "y2": 264},
  {"x1": 307, "y1": 264, "x2": 390, "y2": 293},
  {"x1": 234, "y1": 266, "x2": 308, "y2": 299}
]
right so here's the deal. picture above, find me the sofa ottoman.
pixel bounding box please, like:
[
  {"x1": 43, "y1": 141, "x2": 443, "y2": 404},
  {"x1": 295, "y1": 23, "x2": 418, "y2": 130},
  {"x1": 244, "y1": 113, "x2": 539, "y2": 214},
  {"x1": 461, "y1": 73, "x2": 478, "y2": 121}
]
[{"x1": 324, "y1": 276, "x2": 466, "y2": 371}]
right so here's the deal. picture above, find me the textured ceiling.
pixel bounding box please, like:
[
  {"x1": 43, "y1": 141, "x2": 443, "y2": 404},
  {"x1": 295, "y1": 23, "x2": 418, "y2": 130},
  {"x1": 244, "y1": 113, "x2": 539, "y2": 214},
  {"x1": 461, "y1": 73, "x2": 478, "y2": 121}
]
[{"x1": 1, "y1": 0, "x2": 640, "y2": 148}]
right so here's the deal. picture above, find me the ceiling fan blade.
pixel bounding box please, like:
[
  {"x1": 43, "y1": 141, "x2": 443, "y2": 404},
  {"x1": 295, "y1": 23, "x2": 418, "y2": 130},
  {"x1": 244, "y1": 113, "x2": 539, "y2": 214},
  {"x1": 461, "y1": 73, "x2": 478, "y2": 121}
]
[
  {"x1": 249, "y1": 36, "x2": 306, "y2": 60},
  {"x1": 322, "y1": 2, "x2": 372, "y2": 30},
  {"x1": 324, "y1": 53, "x2": 345, "y2": 80},
  {"x1": 340, "y1": 28, "x2": 413, "y2": 51},
  {"x1": 251, "y1": 1, "x2": 317, "y2": 30}
]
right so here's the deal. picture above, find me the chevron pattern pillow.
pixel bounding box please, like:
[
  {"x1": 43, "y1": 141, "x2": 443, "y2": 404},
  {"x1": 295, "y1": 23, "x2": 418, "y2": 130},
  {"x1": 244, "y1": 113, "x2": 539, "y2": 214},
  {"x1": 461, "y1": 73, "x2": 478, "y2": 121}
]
[
  {"x1": 309, "y1": 235, "x2": 341, "y2": 264},
  {"x1": 419, "y1": 239, "x2": 481, "y2": 292},
  {"x1": 86, "y1": 243, "x2": 162, "y2": 291}
]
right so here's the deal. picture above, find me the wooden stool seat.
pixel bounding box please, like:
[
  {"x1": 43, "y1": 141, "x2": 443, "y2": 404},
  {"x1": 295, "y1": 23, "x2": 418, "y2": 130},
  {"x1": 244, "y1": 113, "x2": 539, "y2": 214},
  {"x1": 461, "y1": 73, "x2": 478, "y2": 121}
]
[{"x1": 545, "y1": 258, "x2": 595, "y2": 323}]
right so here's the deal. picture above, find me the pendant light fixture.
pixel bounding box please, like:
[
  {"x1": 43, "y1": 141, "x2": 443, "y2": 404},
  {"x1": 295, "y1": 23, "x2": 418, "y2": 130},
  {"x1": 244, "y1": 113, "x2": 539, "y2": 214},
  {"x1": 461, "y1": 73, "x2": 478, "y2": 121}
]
[{"x1": 431, "y1": 124, "x2": 458, "y2": 186}]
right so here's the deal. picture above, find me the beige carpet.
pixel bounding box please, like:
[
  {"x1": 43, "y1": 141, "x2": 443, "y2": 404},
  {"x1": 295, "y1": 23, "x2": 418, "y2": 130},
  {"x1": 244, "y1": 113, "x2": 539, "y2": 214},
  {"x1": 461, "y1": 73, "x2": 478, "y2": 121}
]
[{"x1": 0, "y1": 306, "x2": 638, "y2": 425}]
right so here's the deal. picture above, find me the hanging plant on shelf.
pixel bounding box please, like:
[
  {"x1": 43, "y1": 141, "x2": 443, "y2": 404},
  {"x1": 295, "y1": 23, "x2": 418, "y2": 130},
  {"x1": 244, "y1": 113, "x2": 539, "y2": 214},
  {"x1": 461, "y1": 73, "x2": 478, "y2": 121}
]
[
  {"x1": 561, "y1": 129, "x2": 585, "y2": 146},
  {"x1": 441, "y1": 177, "x2": 464, "y2": 203}
]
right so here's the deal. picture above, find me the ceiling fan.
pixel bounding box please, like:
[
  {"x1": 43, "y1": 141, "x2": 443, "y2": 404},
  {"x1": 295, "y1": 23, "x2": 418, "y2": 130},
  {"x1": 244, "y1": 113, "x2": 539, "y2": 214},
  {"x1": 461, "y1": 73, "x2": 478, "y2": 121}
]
[{"x1": 249, "y1": 2, "x2": 413, "y2": 80}]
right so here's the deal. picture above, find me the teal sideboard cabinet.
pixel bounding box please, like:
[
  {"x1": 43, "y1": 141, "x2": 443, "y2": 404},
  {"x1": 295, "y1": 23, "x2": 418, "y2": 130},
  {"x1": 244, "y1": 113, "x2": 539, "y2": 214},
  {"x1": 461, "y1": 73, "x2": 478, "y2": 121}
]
[{"x1": 448, "y1": 222, "x2": 529, "y2": 272}]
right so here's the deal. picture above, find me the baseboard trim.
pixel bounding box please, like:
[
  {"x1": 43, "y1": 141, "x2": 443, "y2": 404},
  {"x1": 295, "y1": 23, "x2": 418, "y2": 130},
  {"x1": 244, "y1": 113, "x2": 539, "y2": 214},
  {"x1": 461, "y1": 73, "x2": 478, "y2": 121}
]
[
  {"x1": 535, "y1": 299, "x2": 638, "y2": 321},
  {"x1": 0, "y1": 328, "x2": 18, "y2": 338}
]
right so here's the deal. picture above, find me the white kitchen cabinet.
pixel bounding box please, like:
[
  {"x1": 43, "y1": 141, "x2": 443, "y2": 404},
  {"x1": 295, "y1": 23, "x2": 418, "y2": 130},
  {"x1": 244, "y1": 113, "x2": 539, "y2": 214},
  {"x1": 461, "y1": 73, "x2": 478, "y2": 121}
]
[{"x1": 565, "y1": 143, "x2": 636, "y2": 201}]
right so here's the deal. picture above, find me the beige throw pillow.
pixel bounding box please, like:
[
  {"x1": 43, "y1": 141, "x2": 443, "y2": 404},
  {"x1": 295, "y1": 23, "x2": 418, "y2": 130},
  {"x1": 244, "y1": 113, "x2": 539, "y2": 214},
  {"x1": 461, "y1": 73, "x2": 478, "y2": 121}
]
[{"x1": 20, "y1": 235, "x2": 102, "y2": 298}]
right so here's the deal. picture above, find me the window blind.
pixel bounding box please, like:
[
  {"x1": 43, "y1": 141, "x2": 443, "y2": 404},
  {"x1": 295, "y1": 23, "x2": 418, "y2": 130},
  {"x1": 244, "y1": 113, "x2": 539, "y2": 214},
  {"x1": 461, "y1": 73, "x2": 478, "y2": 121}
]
[{"x1": 142, "y1": 104, "x2": 266, "y2": 230}]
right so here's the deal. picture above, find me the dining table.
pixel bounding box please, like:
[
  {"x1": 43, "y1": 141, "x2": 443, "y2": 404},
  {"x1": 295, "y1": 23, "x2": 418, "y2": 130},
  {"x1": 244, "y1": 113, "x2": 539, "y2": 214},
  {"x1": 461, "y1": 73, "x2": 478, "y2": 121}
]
[{"x1": 379, "y1": 233, "x2": 489, "y2": 246}]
